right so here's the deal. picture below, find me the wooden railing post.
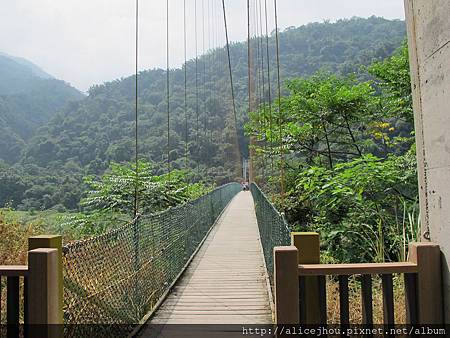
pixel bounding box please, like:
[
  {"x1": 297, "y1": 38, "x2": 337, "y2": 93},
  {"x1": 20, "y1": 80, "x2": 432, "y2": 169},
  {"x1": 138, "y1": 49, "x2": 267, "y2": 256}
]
[
  {"x1": 291, "y1": 232, "x2": 320, "y2": 324},
  {"x1": 28, "y1": 248, "x2": 63, "y2": 338},
  {"x1": 28, "y1": 235, "x2": 63, "y2": 325},
  {"x1": 407, "y1": 242, "x2": 443, "y2": 324},
  {"x1": 7, "y1": 276, "x2": 20, "y2": 337},
  {"x1": 274, "y1": 246, "x2": 299, "y2": 324}
]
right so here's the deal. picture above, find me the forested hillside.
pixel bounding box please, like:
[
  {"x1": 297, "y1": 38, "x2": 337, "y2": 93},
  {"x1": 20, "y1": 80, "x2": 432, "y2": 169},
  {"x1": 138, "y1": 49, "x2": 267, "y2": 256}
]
[
  {"x1": 247, "y1": 42, "x2": 416, "y2": 263},
  {"x1": 0, "y1": 54, "x2": 84, "y2": 163},
  {"x1": 1, "y1": 17, "x2": 406, "y2": 211}
]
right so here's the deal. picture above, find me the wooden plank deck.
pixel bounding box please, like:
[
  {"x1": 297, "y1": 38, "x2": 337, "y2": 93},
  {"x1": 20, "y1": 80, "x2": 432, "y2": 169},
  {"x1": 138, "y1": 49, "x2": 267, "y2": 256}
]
[{"x1": 148, "y1": 191, "x2": 272, "y2": 324}]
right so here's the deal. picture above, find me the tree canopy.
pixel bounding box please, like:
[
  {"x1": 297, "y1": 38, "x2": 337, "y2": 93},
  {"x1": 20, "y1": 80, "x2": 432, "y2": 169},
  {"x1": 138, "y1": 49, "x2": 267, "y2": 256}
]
[
  {"x1": 0, "y1": 17, "x2": 406, "y2": 211},
  {"x1": 246, "y1": 43, "x2": 418, "y2": 263}
]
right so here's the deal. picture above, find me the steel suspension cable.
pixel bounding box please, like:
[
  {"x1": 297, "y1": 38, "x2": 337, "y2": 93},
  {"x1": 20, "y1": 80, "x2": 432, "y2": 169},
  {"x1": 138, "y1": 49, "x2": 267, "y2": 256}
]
[
  {"x1": 184, "y1": 0, "x2": 189, "y2": 169},
  {"x1": 247, "y1": 0, "x2": 252, "y2": 122},
  {"x1": 206, "y1": 0, "x2": 213, "y2": 174},
  {"x1": 253, "y1": 0, "x2": 263, "y2": 179},
  {"x1": 166, "y1": 0, "x2": 171, "y2": 175},
  {"x1": 257, "y1": 0, "x2": 268, "y2": 176},
  {"x1": 221, "y1": 0, "x2": 241, "y2": 161},
  {"x1": 207, "y1": 0, "x2": 212, "y2": 106},
  {"x1": 202, "y1": 0, "x2": 208, "y2": 141},
  {"x1": 274, "y1": 0, "x2": 285, "y2": 201},
  {"x1": 212, "y1": 0, "x2": 220, "y2": 145},
  {"x1": 195, "y1": 0, "x2": 200, "y2": 173},
  {"x1": 257, "y1": 0, "x2": 266, "y2": 113},
  {"x1": 210, "y1": 0, "x2": 216, "y2": 114},
  {"x1": 247, "y1": 0, "x2": 254, "y2": 183},
  {"x1": 264, "y1": 0, "x2": 274, "y2": 172},
  {"x1": 254, "y1": 1, "x2": 262, "y2": 123},
  {"x1": 134, "y1": 0, "x2": 139, "y2": 217}
]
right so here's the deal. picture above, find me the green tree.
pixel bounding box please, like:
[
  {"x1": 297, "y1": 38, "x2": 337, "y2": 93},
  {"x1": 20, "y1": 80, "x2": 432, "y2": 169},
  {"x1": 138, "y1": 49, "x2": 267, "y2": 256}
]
[
  {"x1": 247, "y1": 73, "x2": 377, "y2": 169},
  {"x1": 369, "y1": 43, "x2": 412, "y2": 123},
  {"x1": 63, "y1": 161, "x2": 210, "y2": 235},
  {"x1": 247, "y1": 43, "x2": 418, "y2": 263}
]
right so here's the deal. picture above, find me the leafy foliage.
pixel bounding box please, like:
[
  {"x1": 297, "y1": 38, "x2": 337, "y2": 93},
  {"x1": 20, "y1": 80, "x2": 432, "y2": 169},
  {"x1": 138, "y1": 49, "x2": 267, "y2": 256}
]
[
  {"x1": 291, "y1": 152, "x2": 417, "y2": 263},
  {"x1": 369, "y1": 42, "x2": 413, "y2": 123},
  {"x1": 62, "y1": 161, "x2": 210, "y2": 235},
  {"x1": 0, "y1": 17, "x2": 406, "y2": 211},
  {"x1": 247, "y1": 43, "x2": 418, "y2": 263},
  {"x1": 82, "y1": 161, "x2": 209, "y2": 215},
  {"x1": 0, "y1": 55, "x2": 84, "y2": 163},
  {"x1": 248, "y1": 73, "x2": 377, "y2": 169}
]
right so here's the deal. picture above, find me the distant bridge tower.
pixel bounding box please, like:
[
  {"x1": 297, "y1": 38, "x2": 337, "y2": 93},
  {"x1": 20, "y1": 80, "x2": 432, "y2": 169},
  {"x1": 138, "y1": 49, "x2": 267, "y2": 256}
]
[
  {"x1": 405, "y1": 0, "x2": 450, "y2": 322},
  {"x1": 243, "y1": 158, "x2": 249, "y2": 181}
]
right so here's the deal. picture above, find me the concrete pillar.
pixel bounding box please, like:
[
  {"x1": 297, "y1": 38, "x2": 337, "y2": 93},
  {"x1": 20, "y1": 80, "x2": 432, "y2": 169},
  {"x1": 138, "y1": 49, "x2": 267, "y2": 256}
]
[{"x1": 404, "y1": 0, "x2": 450, "y2": 322}]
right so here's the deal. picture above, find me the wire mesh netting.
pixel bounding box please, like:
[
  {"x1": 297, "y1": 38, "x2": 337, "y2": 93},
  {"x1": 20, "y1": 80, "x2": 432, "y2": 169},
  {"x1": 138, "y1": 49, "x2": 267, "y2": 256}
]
[
  {"x1": 251, "y1": 183, "x2": 291, "y2": 284},
  {"x1": 62, "y1": 183, "x2": 241, "y2": 333}
]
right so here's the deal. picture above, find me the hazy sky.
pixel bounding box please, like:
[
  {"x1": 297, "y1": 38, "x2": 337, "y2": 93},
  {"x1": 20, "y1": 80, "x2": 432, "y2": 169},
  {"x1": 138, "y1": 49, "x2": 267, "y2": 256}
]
[{"x1": 0, "y1": 0, "x2": 405, "y2": 92}]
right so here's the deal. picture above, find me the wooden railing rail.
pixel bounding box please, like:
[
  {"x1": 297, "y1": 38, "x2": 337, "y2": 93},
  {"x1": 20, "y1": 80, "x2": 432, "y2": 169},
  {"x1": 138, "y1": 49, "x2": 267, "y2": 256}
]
[
  {"x1": 0, "y1": 235, "x2": 63, "y2": 338},
  {"x1": 274, "y1": 233, "x2": 444, "y2": 326},
  {"x1": 0, "y1": 266, "x2": 29, "y2": 277},
  {"x1": 298, "y1": 262, "x2": 418, "y2": 276}
]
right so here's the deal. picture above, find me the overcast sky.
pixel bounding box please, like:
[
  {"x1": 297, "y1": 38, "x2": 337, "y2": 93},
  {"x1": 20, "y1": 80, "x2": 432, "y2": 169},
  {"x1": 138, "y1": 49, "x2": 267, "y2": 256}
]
[{"x1": 0, "y1": 0, "x2": 405, "y2": 92}]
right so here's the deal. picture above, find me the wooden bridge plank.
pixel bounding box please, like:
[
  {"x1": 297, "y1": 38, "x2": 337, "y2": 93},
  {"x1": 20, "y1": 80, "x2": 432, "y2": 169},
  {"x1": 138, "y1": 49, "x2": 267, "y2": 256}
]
[
  {"x1": 147, "y1": 192, "x2": 272, "y2": 325},
  {"x1": 151, "y1": 316, "x2": 270, "y2": 324},
  {"x1": 166, "y1": 304, "x2": 265, "y2": 308}
]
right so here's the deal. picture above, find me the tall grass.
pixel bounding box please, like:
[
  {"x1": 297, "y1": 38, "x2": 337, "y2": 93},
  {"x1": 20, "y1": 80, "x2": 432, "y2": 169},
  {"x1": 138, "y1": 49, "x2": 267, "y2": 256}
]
[
  {"x1": 0, "y1": 210, "x2": 45, "y2": 324},
  {"x1": 398, "y1": 200, "x2": 421, "y2": 261},
  {"x1": 326, "y1": 275, "x2": 406, "y2": 323},
  {"x1": 0, "y1": 210, "x2": 43, "y2": 265}
]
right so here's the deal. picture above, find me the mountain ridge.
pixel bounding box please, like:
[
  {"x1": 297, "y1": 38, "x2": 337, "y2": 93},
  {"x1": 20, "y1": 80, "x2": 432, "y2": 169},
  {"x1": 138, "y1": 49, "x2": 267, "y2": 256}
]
[
  {"x1": 0, "y1": 52, "x2": 53, "y2": 80},
  {"x1": 24, "y1": 16, "x2": 406, "y2": 170},
  {"x1": 1, "y1": 16, "x2": 407, "y2": 210},
  {"x1": 0, "y1": 53, "x2": 84, "y2": 163}
]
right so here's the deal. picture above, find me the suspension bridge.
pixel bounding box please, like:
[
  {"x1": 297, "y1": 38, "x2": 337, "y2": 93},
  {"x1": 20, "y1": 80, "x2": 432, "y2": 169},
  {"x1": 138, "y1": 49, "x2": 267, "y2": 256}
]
[
  {"x1": 1, "y1": 182, "x2": 443, "y2": 338},
  {"x1": 58, "y1": 183, "x2": 289, "y2": 332},
  {"x1": 2, "y1": 0, "x2": 289, "y2": 334},
  {"x1": 149, "y1": 191, "x2": 272, "y2": 325}
]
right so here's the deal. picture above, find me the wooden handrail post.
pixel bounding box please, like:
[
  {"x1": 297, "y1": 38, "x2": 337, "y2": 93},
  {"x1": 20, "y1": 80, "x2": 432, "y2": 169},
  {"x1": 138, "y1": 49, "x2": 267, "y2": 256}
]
[
  {"x1": 407, "y1": 242, "x2": 443, "y2": 324},
  {"x1": 28, "y1": 235, "x2": 64, "y2": 324},
  {"x1": 28, "y1": 248, "x2": 63, "y2": 338},
  {"x1": 274, "y1": 246, "x2": 299, "y2": 324},
  {"x1": 291, "y1": 232, "x2": 321, "y2": 324},
  {"x1": 291, "y1": 232, "x2": 320, "y2": 264}
]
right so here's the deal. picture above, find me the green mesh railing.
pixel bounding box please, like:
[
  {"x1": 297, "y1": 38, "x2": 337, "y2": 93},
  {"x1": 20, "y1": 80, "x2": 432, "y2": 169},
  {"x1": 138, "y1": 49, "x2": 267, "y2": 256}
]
[
  {"x1": 62, "y1": 183, "x2": 241, "y2": 333},
  {"x1": 251, "y1": 183, "x2": 291, "y2": 284}
]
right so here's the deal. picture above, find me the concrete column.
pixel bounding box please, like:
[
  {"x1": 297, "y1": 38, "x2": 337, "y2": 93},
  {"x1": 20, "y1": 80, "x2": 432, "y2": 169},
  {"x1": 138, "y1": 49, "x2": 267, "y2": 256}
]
[{"x1": 404, "y1": 0, "x2": 450, "y2": 322}]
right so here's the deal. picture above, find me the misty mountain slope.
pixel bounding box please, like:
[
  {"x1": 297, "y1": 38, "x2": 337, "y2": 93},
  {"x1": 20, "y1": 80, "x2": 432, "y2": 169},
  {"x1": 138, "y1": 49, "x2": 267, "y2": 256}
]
[
  {"x1": 0, "y1": 54, "x2": 84, "y2": 163},
  {"x1": 0, "y1": 54, "x2": 53, "y2": 95},
  {"x1": 0, "y1": 52, "x2": 53, "y2": 81},
  {"x1": 23, "y1": 17, "x2": 406, "y2": 174}
]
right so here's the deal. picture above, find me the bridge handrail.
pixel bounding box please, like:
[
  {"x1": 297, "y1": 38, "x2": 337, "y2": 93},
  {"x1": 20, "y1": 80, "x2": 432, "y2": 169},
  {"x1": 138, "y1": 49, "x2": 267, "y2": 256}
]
[
  {"x1": 61, "y1": 182, "x2": 242, "y2": 333},
  {"x1": 250, "y1": 183, "x2": 291, "y2": 285},
  {"x1": 0, "y1": 246, "x2": 62, "y2": 331},
  {"x1": 274, "y1": 237, "x2": 444, "y2": 325},
  {"x1": 62, "y1": 182, "x2": 239, "y2": 252}
]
